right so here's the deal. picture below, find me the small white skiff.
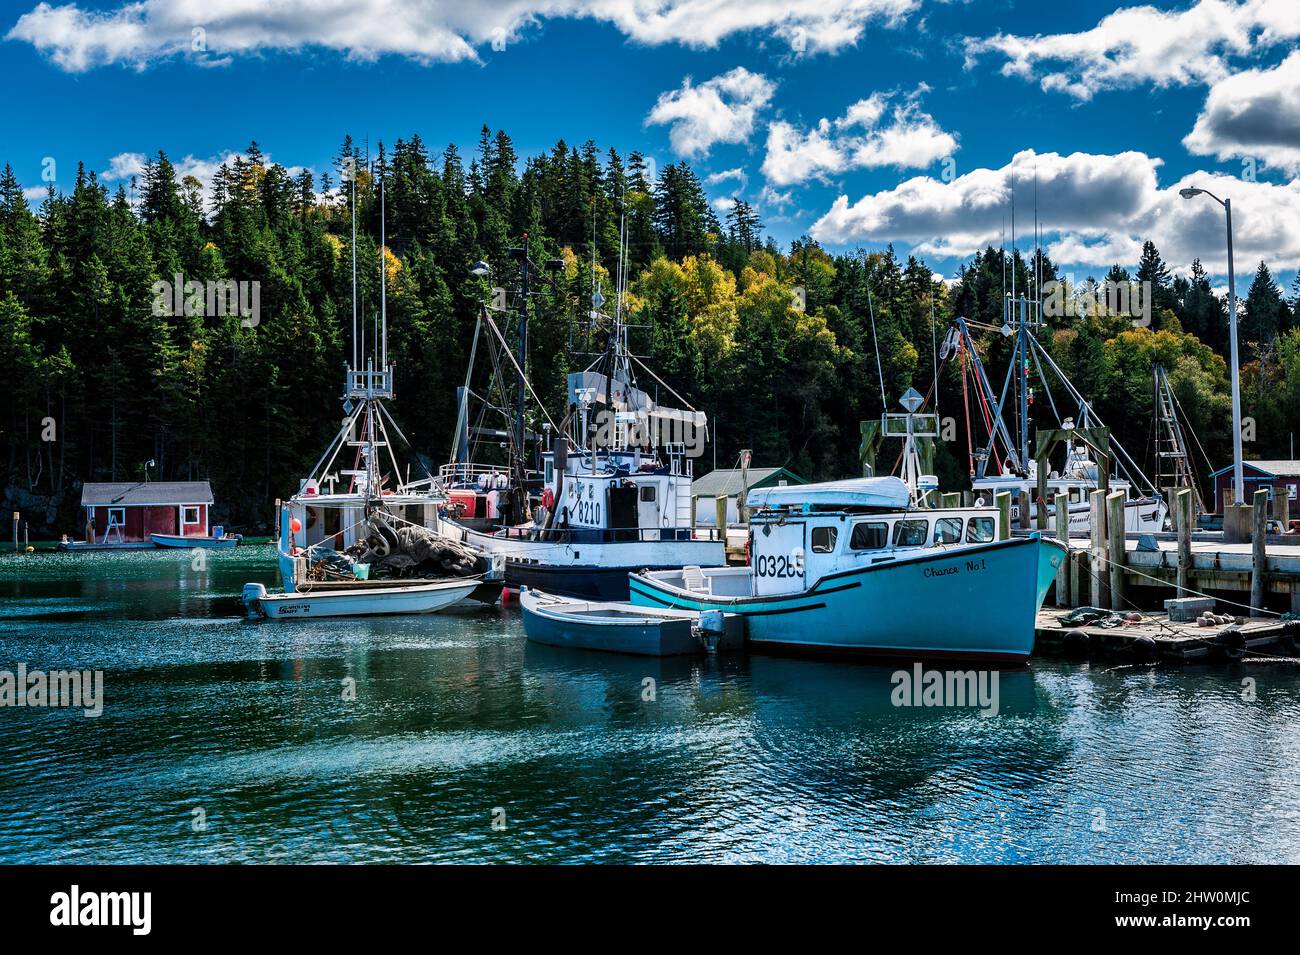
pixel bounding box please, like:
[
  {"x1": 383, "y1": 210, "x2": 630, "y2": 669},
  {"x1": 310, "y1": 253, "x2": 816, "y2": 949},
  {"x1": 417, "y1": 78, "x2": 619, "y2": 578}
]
[{"x1": 243, "y1": 577, "x2": 480, "y2": 619}]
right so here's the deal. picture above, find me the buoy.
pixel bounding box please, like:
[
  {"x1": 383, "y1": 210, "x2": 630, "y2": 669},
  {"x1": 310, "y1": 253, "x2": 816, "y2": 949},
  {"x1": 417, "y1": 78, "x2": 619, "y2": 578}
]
[
  {"x1": 1062, "y1": 628, "x2": 1091, "y2": 657},
  {"x1": 1213, "y1": 628, "x2": 1246, "y2": 662},
  {"x1": 1131, "y1": 635, "x2": 1159, "y2": 662},
  {"x1": 290, "y1": 517, "x2": 302, "y2": 534}
]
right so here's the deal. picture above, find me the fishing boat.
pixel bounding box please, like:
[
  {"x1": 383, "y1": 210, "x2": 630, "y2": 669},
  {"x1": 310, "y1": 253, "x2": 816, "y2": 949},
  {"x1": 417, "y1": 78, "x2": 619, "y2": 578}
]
[
  {"x1": 519, "y1": 586, "x2": 743, "y2": 656},
  {"x1": 437, "y1": 210, "x2": 724, "y2": 599},
  {"x1": 244, "y1": 164, "x2": 497, "y2": 619},
  {"x1": 941, "y1": 305, "x2": 1167, "y2": 534},
  {"x1": 630, "y1": 476, "x2": 1065, "y2": 663},
  {"x1": 242, "y1": 577, "x2": 481, "y2": 619},
  {"x1": 150, "y1": 528, "x2": 241, "y2": 549}
]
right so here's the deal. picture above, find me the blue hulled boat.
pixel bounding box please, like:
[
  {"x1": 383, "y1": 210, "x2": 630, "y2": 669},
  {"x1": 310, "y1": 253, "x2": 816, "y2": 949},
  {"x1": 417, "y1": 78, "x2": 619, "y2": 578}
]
[{"x1": 629, "y1": 477, "x2": 1065, "y2": 663}]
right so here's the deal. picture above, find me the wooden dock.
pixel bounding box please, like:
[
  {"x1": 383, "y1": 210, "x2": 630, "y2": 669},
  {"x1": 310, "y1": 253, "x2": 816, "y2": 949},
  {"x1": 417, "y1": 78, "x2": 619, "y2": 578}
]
[{"x1": 1034, "y1": 608, "x2": 1300, "y2": 661}]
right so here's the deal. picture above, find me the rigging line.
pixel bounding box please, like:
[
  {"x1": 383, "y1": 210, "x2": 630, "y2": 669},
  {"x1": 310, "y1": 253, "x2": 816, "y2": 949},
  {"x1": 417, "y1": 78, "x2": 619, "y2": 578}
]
[
  {"x1": 1028, "y1": 335, "x2": 1157, "y2": 496},
  {"x1": 1166, "y1": 375, "x2": 1217, "y2": 480},
  {"x1": 1026, "y1": 338, "x2": 1061, "y2": 426},
  {"x1": 479, "y1": 308, "x2": 559, "y2": 431},
  {"x1": 309, "y1": 401, "x2": 365, "y2": 488},
  {"x1": 450, "y1": 313, "x2": 483, "y2": 465},
  {"x1": 865, "y1": 279, "x2": 887, "y2": 408},
  {"x1": 930, "y1": 287, "x2": 939, "y2": 419},
  {"x1": 628, "y1": 352, "x2": 697, "y2": 413},
  {"x1": 374, "y1": 399, "x2": 437, "y2": 483}
]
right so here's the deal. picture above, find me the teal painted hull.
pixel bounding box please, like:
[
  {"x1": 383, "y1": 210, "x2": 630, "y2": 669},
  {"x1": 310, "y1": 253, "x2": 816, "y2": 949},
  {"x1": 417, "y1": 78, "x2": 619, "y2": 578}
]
[{"x1": 630, "y1": 536, "x2": 1066, "y2": 662}]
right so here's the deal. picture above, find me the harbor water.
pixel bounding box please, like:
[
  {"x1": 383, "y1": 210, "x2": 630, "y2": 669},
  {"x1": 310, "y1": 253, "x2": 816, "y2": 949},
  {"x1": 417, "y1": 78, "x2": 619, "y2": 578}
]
[{"x1": 1, "y1": 545, "x2": 1298, "y2": 864}]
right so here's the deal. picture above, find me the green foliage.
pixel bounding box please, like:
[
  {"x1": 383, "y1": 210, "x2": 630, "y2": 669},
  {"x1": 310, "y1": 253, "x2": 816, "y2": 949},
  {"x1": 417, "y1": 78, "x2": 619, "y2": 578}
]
[{"x1": 1, "y1": 138, "x2": 1294, "y2": 531}]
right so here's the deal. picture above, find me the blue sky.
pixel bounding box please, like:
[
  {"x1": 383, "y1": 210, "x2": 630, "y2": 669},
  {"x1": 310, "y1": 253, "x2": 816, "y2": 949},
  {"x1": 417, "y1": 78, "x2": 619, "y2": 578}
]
[{"x1": 4, "y1": 0, "x2": 1298, "y2": 292}]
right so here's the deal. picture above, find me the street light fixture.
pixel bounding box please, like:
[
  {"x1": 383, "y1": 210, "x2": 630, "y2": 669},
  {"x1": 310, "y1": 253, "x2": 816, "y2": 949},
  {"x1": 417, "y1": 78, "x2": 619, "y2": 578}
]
[{"x1": 1180, "y1": 185, "x2": 1244, "y2": 507}]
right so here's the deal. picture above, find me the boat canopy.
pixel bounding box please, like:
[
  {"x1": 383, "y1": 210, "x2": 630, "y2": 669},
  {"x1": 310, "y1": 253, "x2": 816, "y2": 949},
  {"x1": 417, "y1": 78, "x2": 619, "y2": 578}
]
[
  {"x1": 568, "y1": 371, "x2": 706, "y2": 428},
  {"x1": 746, "y1": 476, "x2": 910, "y2": 511}
]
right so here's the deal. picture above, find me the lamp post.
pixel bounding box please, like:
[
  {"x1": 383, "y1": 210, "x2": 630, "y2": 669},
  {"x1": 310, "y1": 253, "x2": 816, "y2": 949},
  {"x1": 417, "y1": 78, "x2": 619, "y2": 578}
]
[{"x1": 1179, "y1": 186, "x2": 1244, "y2": 507}]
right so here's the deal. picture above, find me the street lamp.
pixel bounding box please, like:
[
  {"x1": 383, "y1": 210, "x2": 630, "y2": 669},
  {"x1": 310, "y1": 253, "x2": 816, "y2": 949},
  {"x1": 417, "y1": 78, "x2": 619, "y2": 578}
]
[{"x1": 1180, "y1": 186, "x2": 1244, "y2": 507}]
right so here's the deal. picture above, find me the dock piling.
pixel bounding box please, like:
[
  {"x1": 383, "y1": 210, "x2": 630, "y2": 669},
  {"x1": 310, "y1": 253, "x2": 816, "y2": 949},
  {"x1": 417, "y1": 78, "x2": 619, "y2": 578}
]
[
  {"x1": 1017, "y1": 488, "x2": 1031, "y2": 530},
  {"x1": 1252, "y1": 488, "x2": 1269, "y2": 612},
  {"x1": 1275, "y1": 485, "x2": 1290, "y2": 530},
  {"x1": 1090, "y1": 490, "x2": 1109, "y2": 608},
  {"x1": 1107, "y1": 491, "x2": 1126, "y2": 610},
  {"x1": 1176, "y1": 488, "x2": 1192, "y2": 595},
  {"x1": 995, "y1": 492, "x2": 1011, "y2": 541},
  {"x1": 1054, "y1": 492, "x2": 1069, "y2": 607}
]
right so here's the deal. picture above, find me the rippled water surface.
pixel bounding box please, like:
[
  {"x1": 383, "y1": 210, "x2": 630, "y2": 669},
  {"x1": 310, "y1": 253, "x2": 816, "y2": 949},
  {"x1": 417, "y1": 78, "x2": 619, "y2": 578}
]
[{"x1": 1, "y1": 544, "x2": 1298, "y2": 863}]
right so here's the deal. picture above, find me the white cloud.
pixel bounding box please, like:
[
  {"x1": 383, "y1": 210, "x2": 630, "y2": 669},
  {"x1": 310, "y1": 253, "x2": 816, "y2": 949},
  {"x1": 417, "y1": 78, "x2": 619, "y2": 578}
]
[
  {"x1": 646, "y1": 67, "x2": 776, "y2": 158},
  {"x1": 809, "y1": 148, "x2": 1300, "y2": 275},
  {"x1": 98, "y1": 149, "x2": 303, "y2": 207},
  {"x1": 1183, "y1": 50, "x2": 1300, "y2": 175},
  {"x1": 761, "y1": 88, "x2": 956, "y2": 187},
  {"x1": 964, "y1": 0, "x2": 1300, "y2": 101},
  {"x1": 6, "y1": 0, "x2": 921, "y2": 72},
  {"x1": 706, "y1": 167, "x2": 747, "y2": 186}
]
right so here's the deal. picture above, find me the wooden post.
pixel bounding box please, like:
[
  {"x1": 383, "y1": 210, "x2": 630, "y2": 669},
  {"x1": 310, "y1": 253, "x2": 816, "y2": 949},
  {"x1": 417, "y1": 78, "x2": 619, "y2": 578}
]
[
  {"x1": 1054, "y1": 492, "x2": 1070, "y2": 608},
  {"x1": 1251, "y1": 488, "x2": 1268, "y2": 614},
  {"x1": 1016, "y1": 488, "x2": 1031, "y2": 531},
  {"x1": 941, "y1": 492, "x2": 961, "y2": 510},
  {"x1": 1070, "y1": 549, "x2": 1087, "y2": 607},
  {"x1": 1107, "y1": 490, "x2": 1126, "y2": 610},
  {"x1": 995, "y1": 492, "x2": 1011, "y2": 541},
  {"x1": 1090, "y1": 490, "x2": 1109, "y2": 608},
  {"x1": 11, "y1": 512, "x2": 17, "y2": 553},
  {"x1": 690, "y1": 494, "x2": 698, "y2": 529},
  {"x1": 1274, "y1": 485, "x2": 1290, "y2": 530},
  {"x1": 962, "y1": 491, "x2": 973, "y2": 508},
  {"x1": 1176, "y1": 488, "x2": 1192, "y2": 596},
  {"x1": 715, "y1": 495, "x2": 728, "y2": 531},
  {"x1": 1036, "y1": 483, "x2": 1050, "y2": 531}
]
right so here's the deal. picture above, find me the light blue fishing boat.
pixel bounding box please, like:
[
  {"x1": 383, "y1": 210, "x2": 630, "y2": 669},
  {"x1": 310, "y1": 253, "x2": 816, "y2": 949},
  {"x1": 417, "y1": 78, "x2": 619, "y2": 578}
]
[{"x1": 629, "y1": 477, "x2": 1065, "y2": 663}]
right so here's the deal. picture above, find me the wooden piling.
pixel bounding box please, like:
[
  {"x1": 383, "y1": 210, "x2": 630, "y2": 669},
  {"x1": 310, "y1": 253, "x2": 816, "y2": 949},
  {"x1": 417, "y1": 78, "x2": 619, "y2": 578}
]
[
  {"x1": 1275, "y1": 485, "x2": 1290, "y2": 530},
  {"x1": 1107, "y1": 490, "x2": 1126, "y2": 610},
  {"x1": 690, "y1": 494, "x2": 698, "y2": 529},
  {"x1": 1016, "y1": 488, "x2": 1031, "y2": 531},
  {"x1": 1176, "y1": 488, "x2": 1192, "y2": 596},
  {"x1": 995, "y1": 492, "x2": 1011, "y2": 541},
  {"x1": 1090, "y1": 490, "x2": 1109, "y2": 608},
  {"x1": 1054, "y1": 492, "x2": 1069, "y2": 607},
  {"x1": 715, "y1": 495, "x2": 728, "y2": 531},
  {"x1": 941, "y1": 492, "x2": 961, "y2": 510},
  {"x1": 1251, "y1": 488, "x2": 1268, "y2": 612}
]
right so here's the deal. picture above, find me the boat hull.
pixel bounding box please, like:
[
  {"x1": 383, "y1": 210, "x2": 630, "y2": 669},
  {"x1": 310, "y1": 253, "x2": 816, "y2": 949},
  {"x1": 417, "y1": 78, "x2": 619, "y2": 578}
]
[
  {"x1": 629, "y1": 536, "x2": 1066, "y2": 662},
  {"x1": 506, "y1": 560, "x2": 692, "y2": 601},
  {"x1": 150, "y1": 533, "x2": 240, "y2": 549},
  {"x1": 520, "y1": 588, "x2": 743, "y2": 656},
  {"x1": 243, "y1": 579, "x2": 479, "y2": 619}
]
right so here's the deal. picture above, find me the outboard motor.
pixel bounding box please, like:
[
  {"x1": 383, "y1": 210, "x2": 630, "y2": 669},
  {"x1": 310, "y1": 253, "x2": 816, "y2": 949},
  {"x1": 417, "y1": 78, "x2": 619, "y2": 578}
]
[{"x1": 694, "y1": 609, "x2": 727, "y2": 653}]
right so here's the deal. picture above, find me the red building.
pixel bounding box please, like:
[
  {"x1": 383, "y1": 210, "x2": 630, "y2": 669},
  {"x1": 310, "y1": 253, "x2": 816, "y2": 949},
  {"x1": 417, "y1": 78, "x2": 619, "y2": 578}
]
[
  {"x1": 79, "y1": 482, "x2": 214, "y2": 544},
  {"x1": 1210, "y1": 461, "x2": 1300, "y2": 515}
]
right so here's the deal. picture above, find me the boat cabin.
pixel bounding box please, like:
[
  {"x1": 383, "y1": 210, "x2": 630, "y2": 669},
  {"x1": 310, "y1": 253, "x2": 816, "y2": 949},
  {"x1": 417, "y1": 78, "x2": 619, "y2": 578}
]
[
  {"x1": 283, "y1": 479, "x2": 445, "y2": 554},
  {"x1": 536, "y1": 443, "x2": 699, "y2": 543},
  {"x1": 79, "y1": 481, "x2": 213, "y2": 545}
]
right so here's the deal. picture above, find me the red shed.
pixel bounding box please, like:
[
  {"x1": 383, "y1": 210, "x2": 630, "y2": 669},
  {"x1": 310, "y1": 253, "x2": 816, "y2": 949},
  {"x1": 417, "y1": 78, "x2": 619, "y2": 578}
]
[{"x1": 79, "y1": 481, "x2": 214, "y2": 545}]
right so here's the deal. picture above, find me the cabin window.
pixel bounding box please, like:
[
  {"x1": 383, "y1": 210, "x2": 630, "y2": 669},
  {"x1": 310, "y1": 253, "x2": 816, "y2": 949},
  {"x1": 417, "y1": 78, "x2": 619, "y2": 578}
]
[
  {"x1": 640, "y1": 486, "x2": 657, "y2": 503},
  {"x1": 966, "y1": 517, "x2": 995, "y2": 543},
  {"x1": 182, "y1": 506, "x2": 200, "y2": 526},
  {"x1": 934, "y1": 517, "x2": 963, "y2": 545},
  {"x1": 107, "y1": 507, "x2": 125, "y2": 526},
  {"x1": 406, "y1": 504, "x2": 423, "y2": 525},
  {"x1": 544, "y1": 460, "x2": 554, "y2": 484},
  {"x1": 893, "y1": 519, "x2": 929, "y2": 548},
  {"x1": 1069, "y1": 487, "x2": 1084, "y2": 504},
  {"x1": 811, "y1": 526, "x2": 838, "y2": 553},
  {"x1": 849, "y1": 521, "x2": 889, "y2": 551}
]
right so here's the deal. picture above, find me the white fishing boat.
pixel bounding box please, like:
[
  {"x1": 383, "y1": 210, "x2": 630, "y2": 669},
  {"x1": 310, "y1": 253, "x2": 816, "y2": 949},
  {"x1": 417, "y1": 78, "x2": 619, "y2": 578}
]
[
  {"x1": 242, "y1": 577, "x2": 480, "y2": 619},
  {"x1": 244, "y1": 165, "x2": 497, "y2": 619},
  {"x1": 437, "y1": 209, "x2": 723, "y2": 599}
]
